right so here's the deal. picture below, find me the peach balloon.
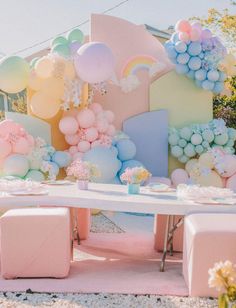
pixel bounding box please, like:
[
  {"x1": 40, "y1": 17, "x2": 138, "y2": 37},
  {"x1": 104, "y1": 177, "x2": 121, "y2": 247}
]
[
  {"x1": 106, "y1": 124, "x2": 116, "y2": 136},
  {"x1": 185, "y1": 158, "x2": 198, "y2": 174},
  {"x1": 190, "y1": 28, "x2": 201, "y2": 41},
  {"x1": 12, "y1": 137, "x2": 30, "y2": 155},
  {"x1": 59, "y1": 116, "x2": 78, "y2": 135},
  {"x1": 77, "y1": 140, "x2": 90, "y2": 153},
  {"x1": 28, "y1": 71, "x2": 43, "y2": 91},
  {"x1": 196, "y1": 170, "x2": 223, "y2": 188},
  {"x1": 69, "y1": 146, "x2": 78, "y2": 155},
  {"x1": 226, "y1": 173, "x2": 236, "y2": 191},
  {"x1": 221, "y1": 155, "x2": 236, "y2": 178},
  {"x1": 35, "y1": 56, "x2": 54, "y2": 79},
  {"x1": 175, "y1": 20, "x2": 191, "y2": 33},
  {"x1": 77, "y1": 109, "x2": 95, "y2": 129},
  {"x1": 198, "y1": 152, "x2": 214, "y2": 169},
  {"x1": 0, "y1": 139, "x2": 12, "y2": 159},
  {"x1": 85, "y1": 127, "x2": 98, "y2": 142},
  {"x1": 104, "y1": 110, "x2": 114, "y2": 123},
  {"x1": 65, "y1": 133, "x2": 80, "y2": 145},
  {"x1": 41, "y1": 77, "x2": 65, "y2": 99},
  {"x1": 96, "y1": 119, "x2": 109, "y2": 133},
  {"x1": 30, "y1": 92, "x2": 61, "y2": 119},
  {"x1": 171, "y1": 168, "x2": 189, "y2": 188},
  {"x1": 89, "y1": 103, "x2": 103, "y2": 114}
]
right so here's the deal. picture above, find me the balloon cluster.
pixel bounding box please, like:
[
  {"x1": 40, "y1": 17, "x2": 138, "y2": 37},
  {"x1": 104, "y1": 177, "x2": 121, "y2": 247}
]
[
  {"x1": 170, "y1": 149, "x2": 236, "y2": 191},
  {"x1": 164, "y1": 20, "x2": 229, "y2": 93},
  {"x1": 59, "y1": 103, "x2": 116, "y2": 160},
  {"x1": 169, "y1": 119, "x2": 236, "y2": 163},
  {"x1": 0, "y1": 119, "x2": 71, "y2": 181}
]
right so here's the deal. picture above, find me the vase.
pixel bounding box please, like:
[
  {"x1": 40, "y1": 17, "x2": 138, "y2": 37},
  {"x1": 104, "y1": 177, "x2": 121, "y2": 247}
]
[
  {"x1": 128, "y1": 183, "x2": 140, "y2": 194},
  {"x1": 77, "y1": 180, "x2": 89, "y2": 190}
]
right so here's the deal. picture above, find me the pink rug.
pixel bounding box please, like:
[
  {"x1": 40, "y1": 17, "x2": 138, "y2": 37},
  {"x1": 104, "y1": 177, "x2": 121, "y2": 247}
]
[{"x1": 0, "y1": 233, "x2": 188, "y2": 295}]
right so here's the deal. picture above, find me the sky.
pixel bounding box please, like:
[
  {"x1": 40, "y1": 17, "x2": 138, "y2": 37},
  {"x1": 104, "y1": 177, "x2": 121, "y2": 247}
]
[{"x1": 0, "y1": 0, "x2": 235, "y2": 57}]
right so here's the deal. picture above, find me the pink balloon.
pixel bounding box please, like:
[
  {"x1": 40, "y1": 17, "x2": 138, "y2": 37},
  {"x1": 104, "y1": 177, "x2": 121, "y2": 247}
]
[
  {"x1": 226, "y1": 173, "x2": 236, "y2": 192},
  {"x1": 171, "y1": 168, "x2": 189, "y2": 188},
  {"x1": 73, "y1": 152, "x2": 84, "y2": 161},
  {"x1": 175, "y1": 20, "x2": 191, "y2": 33},
  {"x1": 221, "y1": 155, "x2": 236, "y2": 178},
  {"x1": 106, "y1": 125, "x2": 116, "y2": 136},
  {"x1": 0, "y1": 120, "x2": 20, "y2": 137},
  {"x1": 59, "y1": 116, "x2": 78, "y2": 135},
  {"x1": 77, "y1": 140, "x2": 90, "y2": 153},
  {"x1": 190, "y1": 28, "x2": 201, "y2": 41},
  {"x1": 91, "y1": 140, "x2": 102, "y2": 148},
  {"x1": 26, "y1": 134, "x2": 35, "y2": 147},
  {"x1": 69, "y1": 146, "x2": 78, "y2": 155},
  {"x1": 191, "y1": 22, "x2": 202, "y2": 31},
  {"x1": 89, "y1": 103, "x2": 103, "y2": 114},
  {"x1": 96, "y1": 119, "x2": 109, "y2": 133},
  {"x1": 178, "y1": 32, "x2": 190, "y2": 42},
  {"x1": 0, "y1": 139, "x2": 12, "y2": 159},
  {"x1": 77, "y1": 109, "x2": 95, "y2": 129},
  {"x1": 12, "y1": 137, "x2": 30, "y2": 155},
  {"x1": 74, "y1": 42, "x2": 115, "y2": 83},
  {"x1": 201, "y1": 29, "x2": 212, "y2": 40},
  {"x1": 104, "y1": 110, "x2": 114, "y2": 123},
  {"x1": 85, "y1": 127, "x2": 98, "y2": 142},
  {"x1": 65, "y1": 133, "x2": 80, "y2": 145}
]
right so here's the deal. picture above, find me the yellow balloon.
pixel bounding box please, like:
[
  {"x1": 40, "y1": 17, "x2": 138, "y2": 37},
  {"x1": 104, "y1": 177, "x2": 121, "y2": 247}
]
[
  {"x1": 28, "y1": 71, "x2": 43, "y2": 91},
  {"x1": 198, "y1": 152, "x2": 214, "y2": 169},
  {"x1": 41, "y1": 77, "x2": 65, "y2": 99},
  {"x1": 35, "y1": 56, "x2": 54, "y2": 79},
  {"x1": 185, "y1": 158, "x2": 198, "y2": 174},
  {"x1": 195, "y1": 170, "x2": 223, "y2": 188},
  {"x1": 30, "y1": 92, "x2": 61, "y2": 119},
  {"x1": 64, "y1": 61, "x2": 76, "y2": 79}
]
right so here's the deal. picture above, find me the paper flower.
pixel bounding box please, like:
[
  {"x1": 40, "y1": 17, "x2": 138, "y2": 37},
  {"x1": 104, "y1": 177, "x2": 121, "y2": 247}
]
[
  {"x1": 120, "y1": 167, "x2": 151, "y2": 184},
  {"x1": 66, "y1": 159, "x2": 100, "y2": 181}
]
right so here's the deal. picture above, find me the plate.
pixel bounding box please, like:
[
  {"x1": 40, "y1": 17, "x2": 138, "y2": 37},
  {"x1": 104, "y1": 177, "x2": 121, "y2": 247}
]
[
  {"x1": 42, "y1": 180, "x2": 73, "y2": 185},
  {"x1": 148, "y1": 183, "x2": 175, "y2": 193},
  {"x1": 9, "y1": 190, "x2": 49, "y2": 196}
]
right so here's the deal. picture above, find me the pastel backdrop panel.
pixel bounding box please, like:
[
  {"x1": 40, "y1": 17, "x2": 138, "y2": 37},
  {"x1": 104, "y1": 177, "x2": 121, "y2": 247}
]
[{"x1": 123, "y1": 110, "x2": 168, "y2": 177}]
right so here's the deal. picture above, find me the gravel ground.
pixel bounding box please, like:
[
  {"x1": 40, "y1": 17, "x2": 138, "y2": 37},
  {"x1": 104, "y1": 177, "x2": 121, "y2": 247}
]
[{"x1": 0, "y1": 213, "x2": 218, "y2": 308}]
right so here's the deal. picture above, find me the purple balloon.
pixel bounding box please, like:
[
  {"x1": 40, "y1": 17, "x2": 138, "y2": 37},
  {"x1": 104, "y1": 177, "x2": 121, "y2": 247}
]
[
  {"x1": 74, "y1": 42, "x2": 115, "y2": 84},
  {"x1": 69, "y1": 41, "x2": 82, "y2": 55}
]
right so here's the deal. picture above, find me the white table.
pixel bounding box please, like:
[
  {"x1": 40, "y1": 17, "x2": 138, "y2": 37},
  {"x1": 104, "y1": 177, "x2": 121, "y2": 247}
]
[{"x1": 0, "y1": 183, "x2": 235, "y2": 271}]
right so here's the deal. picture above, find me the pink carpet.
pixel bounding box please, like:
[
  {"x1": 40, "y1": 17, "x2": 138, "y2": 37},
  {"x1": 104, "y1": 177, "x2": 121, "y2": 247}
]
[{"x1": 0, "y1": 233, "x2": 188, "y2": 296}]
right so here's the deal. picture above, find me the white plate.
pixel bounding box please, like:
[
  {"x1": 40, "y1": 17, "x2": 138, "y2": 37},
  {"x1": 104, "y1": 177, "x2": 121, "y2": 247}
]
[
  {"x1": 43, "y1": 180, "x2": 73, "y2": 185},
  {"x1": 148, "y1": 183, "x2": 175, "y2": 193},
  {"x1": 9, "y1": 190, "x2": 49, "y2": 196}
]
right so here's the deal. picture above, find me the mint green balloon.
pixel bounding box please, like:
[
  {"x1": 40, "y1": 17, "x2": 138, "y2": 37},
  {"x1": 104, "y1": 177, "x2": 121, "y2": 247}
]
[
  {"x1": 168, "y1": 134, "x2": 179, "y2": 146},
  {"x1": 214, "y1": 133, "x2": 229, "y2": 146},
  {"x1": 226, "y1": 139, "x2": 234, "y2": 147},
  {"x1": 180, "y1": 127, "x2": 192, "y2": 141},
  {"x1": 179, "y1": 155, "x2": 188, "y2": 163},
  {"x1": 202, "y1": 141, "x2": 210, "y2": 148},
  {"x1": 171, "y1": 145, "x2": 183, "y2": 158},
  {"x1": 51, "y1": 36, "x2": 68, "y2": 48},
  {"x1": 184, "y1": 143, "x2": 196, "y2": 158},
  {"x1": 191, "y1": 133, "x2": 202, "y2": 145},
  {"x1": 228, "y1": 128, "x2": 236, "y2": 141},
  {"x1": 25, "y1": 170, "x2": 45, "y2": 182},
  {"x1": 51, "y1": 43, "x2": 70, "y2": 58},
  {"x1": 202, "y1": 129, "x2": 214, "y2": 143},
  {"x1": 30, "y1": 57, "x2": 40, "y2": 68},
  {"x1": 67, "y1": 28, "x2": 84, "y2": 43},
  {"x1": 195, "y1": 144, "x2": 204, "y2": 154},
  {"x1": 178, "y1": 138, "x2": 187, "y2": 148}
]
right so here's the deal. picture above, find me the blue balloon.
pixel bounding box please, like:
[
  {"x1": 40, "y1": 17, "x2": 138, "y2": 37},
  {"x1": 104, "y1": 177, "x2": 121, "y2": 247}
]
[
  {"x1": 176, "y1": 52, "x2": 190, "y2": 65},
  {"x1": 195, "y1": 79, "x2": 202, "y2": 88},
  {"x1": 187, "y1": 42, "x2": 202, "y2": 56},
  {"x1": 52, "y1": 151, "x2": 71, "y2": 168},
  {"x1": 186, "y1": 70, "x2": 195, "y2": 79},
  {"x1": 195, "y1": 69, "x2": 207, "y2": 81},
  {"x1": 170, "y1": 33, "x2": 179, "y2": 43},
  {"x1": 188, "y1": 57, "x2": 201, "y2": 71},
  {"x1": 202, "y1": 80, "x2": 215, "y2": 91},
  {"x1": 166, "y1": 45, "x2": 178, "y2": 59},
  {"x1": 25, "y1": 170, "x2": 45, "y2": 182},
  {"x1": 118, "y1": 159, "x2": 144, "y2": 178},
  {"x1": 83, "y1": 146, "x2": 121, "y2": 183},
  {"x1": 207, "y1": 69, "x2": 220, "y2": 82},
  {"x1": 110, "y1": 145, "x2": 119, "y2": 157},
  {"x1": 175, "y1": 64, "x2": 189, "y2": 74},
  {"x1": 47, "y1": 161, "x2": 60, "y2": 176},
  {"x1": 116, "y1": 139, "x2": 136, "y2": 162},
  {"x1": 218, "y1": 71, "x2": 227, "y2": 82},
  {"x1": 213, "y1": 81, "x2": 224, "y2": 94},
  {"x1": 199, "y1": 52, "x2": 204, "y2": 59},
  {"x1": 43, "y1": 154, "x2": 51, "y2": 161},
  {"x1": 175, "y1": 41, "x2": 187, "y2": 53}
]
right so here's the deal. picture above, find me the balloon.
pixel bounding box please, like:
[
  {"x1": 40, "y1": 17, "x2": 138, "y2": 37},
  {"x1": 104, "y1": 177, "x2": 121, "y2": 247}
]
[
  {"x1": 52, "y1": 151, "x2": 71, "y2": 168},
  {"x1": 175, "y1": 41, "x2": 187, "y2": 53},
  {"x1": 107, "y1": 125, "x2": 116, "y2": 137},
  {"x1": 118, "y1": 159, "x2": 144, "y2": 178},
  {"x1": 186, "y1": 70, "x2": 195, "y2": 79},
  {"x1": 29, "y1": 157, "x2": 42, "y2": 170},
  {"x1": 67, "y1": 28, "x2": 84, "y2": 43},
  {"x1": 214, "y1": 133, "x2": 229, "y2": 146},
  {"x1": 184, "y1": 144, "x2": 196, "y2": 158},
  {"x1": 12, "y1": 137, "x2": 30, "y2": 155},
  {"x1": 191, "y1": 133, "x2": 202, "y2": 145},
  {"x1": 187, "y1": 42, "x2": 202, "y2": 56},
  {"x1": 171, "y1": 169, "x2": 189, "y2": 187},
  {"x1": 69, "y1": 41, "x2": 82, "y2": 56},
  {"x1": 65, "y1": 133, "x2": 80, "y2": 145},
  {"x1": 176, "y1": 64, "x2": 189, "y2": 74},
  {"x1": 171, "y1": 145, "x2": 183, "y2": 158},
  {"x1": 188, "y1": 57, "x2": 201, "y2": 70},
  {"x1": 166, "y1": 45, "x2": 178, "y2": 59},
  {"x1": 25, "y1": 170, "x2": 45, "y2": 182},
  {"x1": 77, "y1": 109, "x2": 96, "y2": 129},
  {"x1": 179, "y1": 155, "x2": 188, "y2": 163},
  {"x1": 0, "y1": 119, "x2": 20, "y2": 137},
  {"x1": 201, "y1": 29, "x2": 212, "y2": 40},
  {"x1": 175, "y1": 20, "x2": 191, "y2": 33},
  {"x1": 28, "y1": 71, "x2": 43, "y2": 91},
  {"x1": 226, "y1": 173, "x2": 236, "y2": 192},
  {"x1": 195, "y1": 69, "x2": 207, "y2": 81},
  {"x1": 116, "y1": 139, "x2": 136, "y2": 161},
  {"x1": 41, "y1": 77, "x2": 64, "y2": 99},
  {"x1": 221, "y1": 155, "x2": 236, "y2": 178},
  {"x1": 180, "y1": 127, "x2": 192, "y2": 141},
  {"x1": 195, "y1": 79, "x2": 202, "y2": 88},
  {"x1": 77, "y1": 140, "x2": 91, "y2": 153},
  {"x1": 170, "y1": 33, "x2": 180, "y2": 43},
  {"x1": 198, "y1": 152, "x2": 214, "y2": 169},
  {"x1": 218, "y1": 71, "x2": 227, "y2": 82},
  {"x1": 64, "y1": 61, "x2": 76, "y2": 79},
  {"x1": 3, "y1": 154, "x2": 29, "y2": 177},
  {"x1": 0, "y1": 139, "x2": 12, "y2": 159},
  {"x1": 84, "y1": 146, "x2": 121, "y2": 183},
  {"x1": 59, "y1": 116, "x2": 78, "y2": 135},
  {"x1": 84, "y1": 127, "x2": 98, "y2": 142},
  {"x1": 185, "y1": 158, "x2": 198, "y2": 174},
  {"x1": 35, "y1": 56, "x2": 54, "y2": 79},
  {"x1": 195, "y1": 145, "x2": 204, "y2": 154},
  {"x1": 89, "y1": 103, "x2": 103, "y2": 114},
  {"x1": 201, "y1": 80, "x2": 214, "y2": 91},
  {"x1": 104, "y1": 110, "x2": 114, "y2": 123},
  {"x1": 207, "y1": 70, "x2": 220, "y2": 82},
  {"x1": 178, "y1": 32, "x2": 190, "y2": 42},
  {"x1": 213, "y1": 81, "x2": 224, "y2": 94},
  {"x1": 191, "y1": 22, "x2": 202, "y2": 31},
  {"x1": 0, "y1": 56, "x2": 30, "y2": 93},
  {"x1": 74, "y1": 42, "x2": 115, "y2": 83},
  {"x1": 69, "y1": 146, "x2": 78, "y2": 155},
  {"x1": 228, "y1": 128, "x2": 236, "y2": 140},
  {"x1": 30, "y1": 57, "x2": 40, "y2": 68},
  {"x1": 168, "y1": 133, "x2": 180, "y2": 146},
  {"x1": 177, "y1": 53, "x2": 190, "y2": 65},
  {"x1": 190, "y1": 28, "x2": 201, "y2": 41},
  {"x1": 46, "y1": 161, "x2": 59, "y2": 176},
  {"x1": 178, "y1": 138, "x2": 187, "y2": 148},
  {"x1": 202, "y1": 141, "x2": 210, "y2": 149},
  {"x1": 196, "y1": 170, "x2": 223, "y2": 188},
  {"x1": 30, "y1": 92, "x2": 60, "y2": 119},
  {"x1": 51, "y1": 43, "x2": 70, "y2": 58},
  {"x1": 96, "y1": 119, "x2": 109, "y2": 133},
  {"x1": 202, "y1": 130, "x2": 214, "y2": 143},
  {"x1": 51, "y1": 36, "x2": 68, "y2": 48}
]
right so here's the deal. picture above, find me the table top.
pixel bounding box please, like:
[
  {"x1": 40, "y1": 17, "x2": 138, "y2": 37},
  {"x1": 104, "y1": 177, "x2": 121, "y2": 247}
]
[{"x1": 0, "y1": 183, "x2": 235, "y2": 215}]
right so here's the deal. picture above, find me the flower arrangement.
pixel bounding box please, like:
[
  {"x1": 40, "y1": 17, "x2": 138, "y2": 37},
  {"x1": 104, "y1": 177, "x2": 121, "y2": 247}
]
[
  {"x1": 66, "y1": 159, "x2": 100, "y2": 181},
  {"x1": 120, "y1": 167, "x2": 151, "y2": 184},
  {"x1": 209, "y1": 261, "x2": 236, "y2": 307}
]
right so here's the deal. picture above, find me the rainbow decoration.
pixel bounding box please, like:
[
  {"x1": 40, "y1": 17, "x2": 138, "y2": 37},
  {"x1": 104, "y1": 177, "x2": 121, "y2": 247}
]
[{"x1": 121, "y1": 55, "x2": 157, "y2": 78}]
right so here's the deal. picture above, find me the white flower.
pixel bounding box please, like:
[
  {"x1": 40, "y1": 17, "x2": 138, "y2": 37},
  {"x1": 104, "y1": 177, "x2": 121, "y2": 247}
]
[
  {"x1": 119, "y1": 75, "x2": 140, "y2": 93},
  {"x1": 208, "y1": 261, "x2": 236, "y2": 291}
]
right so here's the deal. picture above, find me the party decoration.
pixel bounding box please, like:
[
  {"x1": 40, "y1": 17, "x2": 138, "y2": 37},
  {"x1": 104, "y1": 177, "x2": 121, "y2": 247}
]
[
  {"x1": 226, "y1": 174, "x2": 236, "y2": 191},
  {"x1": 25, "y1": 169, "x2": 45, "y2": 182},
  {"x1": 0, "y1": 56, "x2": 30, "y2": 93},
  {"x1": 116, "y1": 139, "x2": 136, "y2": 162},
  {"x1": 35, "y1": 56, "x2": 54, "y2": 79},
  {"x1": 30, "y1": 92, "x2": 61, "y2": 119},
  {"x1": 170, "y1": 168, "x2": 189, "y2": 187},
  {"x1": 67, "y1": 28, "x2": 84, "y2": 43},
  {"x1": 51, "y1": 151, "x2": 71, "y2": 168},
  {"x1": 3, "y1": 154, "x2": 29, "y2": 177},
  {"x1": 165, "y1": 20, "x2": 229, "y2": 93}
]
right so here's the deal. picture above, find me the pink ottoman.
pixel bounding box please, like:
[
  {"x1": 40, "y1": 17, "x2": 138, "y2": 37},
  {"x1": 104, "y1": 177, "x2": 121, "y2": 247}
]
[
  {"x1": 183, "y1": 213, "x2": 236, "y2": 297},
  {"x1": 0, "y1": 207, "x2": 71, "y2": 279}
]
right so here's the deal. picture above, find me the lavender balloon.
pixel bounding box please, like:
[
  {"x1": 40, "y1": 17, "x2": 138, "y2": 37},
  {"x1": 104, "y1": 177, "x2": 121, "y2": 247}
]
[{"x1": 69, "y1": 41, "x2": 82, "y2": 56}]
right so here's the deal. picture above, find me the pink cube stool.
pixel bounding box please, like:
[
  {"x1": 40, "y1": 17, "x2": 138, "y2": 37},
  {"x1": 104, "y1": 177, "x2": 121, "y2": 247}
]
[
  {"x1": 183, "y1": 213, "x2": 236, "y2": 297},
  {"x1": 0, "y1": 207, "x2": 71, "y2": 279}
]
